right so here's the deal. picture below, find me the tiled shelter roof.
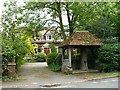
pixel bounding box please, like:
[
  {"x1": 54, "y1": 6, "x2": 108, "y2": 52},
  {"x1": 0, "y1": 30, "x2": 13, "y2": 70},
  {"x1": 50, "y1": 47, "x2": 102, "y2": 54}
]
[{"x1": 60, "y1": 31, "x2": 102, "y2": 47}]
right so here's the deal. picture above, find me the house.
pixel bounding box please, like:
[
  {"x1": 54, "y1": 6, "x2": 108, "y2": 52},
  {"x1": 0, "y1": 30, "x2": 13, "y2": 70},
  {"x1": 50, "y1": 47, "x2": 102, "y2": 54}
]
[{"x1": 32, "y1": 29, "x2": 63, "y2": 55}]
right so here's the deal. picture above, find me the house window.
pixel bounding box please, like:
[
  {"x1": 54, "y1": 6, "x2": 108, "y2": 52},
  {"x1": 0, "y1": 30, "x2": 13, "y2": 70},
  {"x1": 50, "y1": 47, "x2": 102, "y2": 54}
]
[
  {"x1": 46, "y1": 35, "x2": 52, "y2": 40},
  {"x1": 49, "y1": 35, "x2": 51, "y2": 39}
]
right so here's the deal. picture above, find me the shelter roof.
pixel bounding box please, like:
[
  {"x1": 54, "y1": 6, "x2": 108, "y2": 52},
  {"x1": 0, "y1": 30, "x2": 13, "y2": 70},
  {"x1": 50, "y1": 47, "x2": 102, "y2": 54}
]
[{"x1": 60, "y1": 31, "x2": 102, "y2": 47}]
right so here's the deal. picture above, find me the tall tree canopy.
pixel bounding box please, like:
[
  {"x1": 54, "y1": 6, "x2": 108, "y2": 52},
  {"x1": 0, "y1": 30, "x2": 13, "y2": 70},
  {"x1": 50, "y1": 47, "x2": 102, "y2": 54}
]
[
  {"x1": 23, "y1": 2, "x2": 118, "y2": 41},
  {"x1": 116, "y1": 2, "x2": 120, "y2": 42}
]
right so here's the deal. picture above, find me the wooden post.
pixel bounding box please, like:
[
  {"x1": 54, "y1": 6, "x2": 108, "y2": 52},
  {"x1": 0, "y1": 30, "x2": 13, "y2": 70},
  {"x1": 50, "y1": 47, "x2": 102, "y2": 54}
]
[
  {"x1": 62, "y1": 48, "x2": 64, "y2": 66},
  {"x1": 62, "y1": 47, "x2": 72, "y2": 74},
  {"x1": 68, "y1": 47, "x2": 72, "y2": 67}
]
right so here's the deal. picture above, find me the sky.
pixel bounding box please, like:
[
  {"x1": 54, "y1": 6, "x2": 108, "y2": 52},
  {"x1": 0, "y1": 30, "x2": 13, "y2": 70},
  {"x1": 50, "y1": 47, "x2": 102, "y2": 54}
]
[
  {"x1": 0, "y1": 0, "x2": 5, "y2": 17},
  {"x1": 0, "y1": 0, "x2": 26, "y2": 18}
]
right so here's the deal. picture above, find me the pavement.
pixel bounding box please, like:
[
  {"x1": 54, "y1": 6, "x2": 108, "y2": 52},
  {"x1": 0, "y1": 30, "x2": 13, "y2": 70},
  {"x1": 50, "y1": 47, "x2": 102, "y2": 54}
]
[{"x1": 2, "y1": 62, "x2": 119, "y2": 89}]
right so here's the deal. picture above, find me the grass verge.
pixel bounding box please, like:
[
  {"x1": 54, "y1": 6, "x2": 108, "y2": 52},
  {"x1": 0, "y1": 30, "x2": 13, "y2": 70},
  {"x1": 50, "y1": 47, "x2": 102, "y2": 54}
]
[{"x1": 82, "y1": 72, "x2": 120, "y2": 79}]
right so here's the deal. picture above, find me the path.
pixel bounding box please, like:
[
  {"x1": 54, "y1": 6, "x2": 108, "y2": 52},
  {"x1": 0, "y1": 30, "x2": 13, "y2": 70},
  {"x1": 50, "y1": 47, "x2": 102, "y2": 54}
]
[{"x1": 2, "y1": 62, "x2": 85, "y2": 88}]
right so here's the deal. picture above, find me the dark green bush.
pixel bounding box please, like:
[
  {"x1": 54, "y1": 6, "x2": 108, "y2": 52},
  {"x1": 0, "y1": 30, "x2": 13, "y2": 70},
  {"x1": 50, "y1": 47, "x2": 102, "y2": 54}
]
[
  {"x1": 46, "y1": 52, "x2": 58, "y2": 65},
  {"x1": 96, "y1": 43, "x2": 120, "y2": 72},
  {"x1": 35, "y1": 52, "x2": 46, "y2": 62},
  {"x1": 46, "y1": 52, "x2": 62, "y2": 72}
]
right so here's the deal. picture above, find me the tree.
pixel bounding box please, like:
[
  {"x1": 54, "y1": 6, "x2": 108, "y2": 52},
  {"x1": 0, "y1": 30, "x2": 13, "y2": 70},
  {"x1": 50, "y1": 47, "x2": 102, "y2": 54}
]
[
  {"x1": 0, "y1": 1, "x2": 37, "y2": 75},
  {"x1": 116, "y1": 2, "x2": 120, "y2": 42},
  {"x1": 85, "y1": 2, "x2": 118, "y2": 43},
  {"x1": 23, "y1": 2, "x2": 117, "y2": 40}
]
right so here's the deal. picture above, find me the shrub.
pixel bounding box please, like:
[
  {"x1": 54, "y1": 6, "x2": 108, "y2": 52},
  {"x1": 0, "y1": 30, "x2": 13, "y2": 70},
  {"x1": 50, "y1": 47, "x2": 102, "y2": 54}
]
[
  {"x1": 49, "y1": 43, "x2": 56, "y2": 53},
  {"x1": 35, "y1": 52, "x2": 46, "y2": 62},
  {"x1": 28, "y1": 59, "x2": 37, "y2": 63},
  {"x1": 48, "y1": 63, "x2": 61, "y2": 72},
  {"x1": 46, "y1": 52, "x2": 62, "y2": 72},
  {"x1": 21, "y1": 59, "x2": 29, "y2": 64},
  {"x1": 16, "y1": 59, "x2": 22, "y2": 72},
  {"x1": 96, "y1": 43, "x2": 120, "y2": 72},
  {"x1": 46, "y1": 52, "x2": 58, "y2": 65},
  {"x1": 56, "y1": 53, "x2": 62, "y2": 66}
]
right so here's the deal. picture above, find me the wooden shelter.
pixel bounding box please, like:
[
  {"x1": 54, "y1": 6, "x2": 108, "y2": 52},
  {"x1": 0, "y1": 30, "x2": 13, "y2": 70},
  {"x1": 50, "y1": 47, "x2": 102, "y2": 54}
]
[{"x1": 60, "y1": 31, "x2": 102, "y2": 73}]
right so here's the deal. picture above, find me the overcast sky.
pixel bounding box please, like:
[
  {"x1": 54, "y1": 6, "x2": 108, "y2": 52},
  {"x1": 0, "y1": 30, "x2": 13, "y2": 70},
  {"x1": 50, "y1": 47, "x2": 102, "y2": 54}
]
[{"x1": 0, "y1": 0, "x2": 5, "y2": 17}]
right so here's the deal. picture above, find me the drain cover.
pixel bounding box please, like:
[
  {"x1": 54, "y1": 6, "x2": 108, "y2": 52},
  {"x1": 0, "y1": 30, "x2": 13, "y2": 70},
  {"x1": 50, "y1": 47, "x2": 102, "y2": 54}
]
[{"x1": 40, "y1": 83, "x2": 61, "y2": 87}]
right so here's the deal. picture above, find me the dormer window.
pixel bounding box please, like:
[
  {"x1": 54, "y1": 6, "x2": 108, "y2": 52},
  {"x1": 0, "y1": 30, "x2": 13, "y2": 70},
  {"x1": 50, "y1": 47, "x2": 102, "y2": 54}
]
[{"x1": 46, "y1": 35, "x2": 52, "y2": 40}]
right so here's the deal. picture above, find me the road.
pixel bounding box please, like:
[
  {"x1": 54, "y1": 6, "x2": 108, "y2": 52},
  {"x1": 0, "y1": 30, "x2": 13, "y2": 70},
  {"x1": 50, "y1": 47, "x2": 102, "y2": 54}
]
[
  {"x1": 2, "y1": 63, "x2": 119, "y2": 89},
  {"x1": 56, "y1": 77, "x2": 119, "y2": 88},
  {"x1": 2, "y1": 77, "x2": 119, "y2": 90}
]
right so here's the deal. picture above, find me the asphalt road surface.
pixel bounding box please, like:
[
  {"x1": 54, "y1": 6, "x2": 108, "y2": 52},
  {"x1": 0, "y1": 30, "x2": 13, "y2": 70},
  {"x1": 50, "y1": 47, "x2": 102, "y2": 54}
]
[
  {"x1": 56, "y1": 77, "x2": 119, "y2": 88},
  {"x1": 2, "y1": 77, "x2": 119, "y2": 90}
]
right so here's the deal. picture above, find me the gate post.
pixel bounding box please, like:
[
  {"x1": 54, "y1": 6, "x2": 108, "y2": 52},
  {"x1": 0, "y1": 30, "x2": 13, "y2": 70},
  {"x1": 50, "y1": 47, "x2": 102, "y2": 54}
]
[{"x1": 8, "y1": 62, "x2": 16, "y2": 77}]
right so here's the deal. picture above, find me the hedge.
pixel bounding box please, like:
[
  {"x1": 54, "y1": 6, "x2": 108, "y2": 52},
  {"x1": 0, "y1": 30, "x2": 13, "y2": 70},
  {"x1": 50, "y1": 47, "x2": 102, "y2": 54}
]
[
  {"x1": 96, "y1": 43, "x2": 120, "y2": 72},
  {"x1": 46, "y1": 52, "x2": 62, "y2": 72},
  {"x1": 35, "y1": 52, "x2": 46, "y2": 62}
]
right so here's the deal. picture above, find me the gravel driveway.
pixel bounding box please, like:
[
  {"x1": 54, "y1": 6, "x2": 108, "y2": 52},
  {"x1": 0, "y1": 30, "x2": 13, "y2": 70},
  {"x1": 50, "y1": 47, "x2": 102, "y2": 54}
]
[{"x1": 2, "y1": 62, "x2": 85, "y2": 88}]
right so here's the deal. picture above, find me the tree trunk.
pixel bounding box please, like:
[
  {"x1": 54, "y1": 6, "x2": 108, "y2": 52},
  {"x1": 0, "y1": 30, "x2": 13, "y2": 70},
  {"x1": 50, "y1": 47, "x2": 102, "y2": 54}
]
[
  {"x1": 65, "y1": 3, "x2": 73, "y2": 35},
  {"x1": 80, "y1": 48, "x2": 88, "y2": 71},
  {"x1": 56, "y1": 2, "x2": 66, "y2": 40}
]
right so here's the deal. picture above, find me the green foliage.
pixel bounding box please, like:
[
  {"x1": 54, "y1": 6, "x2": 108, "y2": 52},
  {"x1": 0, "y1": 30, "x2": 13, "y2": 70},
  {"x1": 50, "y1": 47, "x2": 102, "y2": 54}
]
[
  {"x1": 49, "y1": 43, "x2": 56, "y2": 53},
  {"x1": 96, "y1": 43, "x2": 120, "y2": 72},
  {"x1": 2, "y1": 46, "x2": 16, "y2": 62},
  {"x1": 1, "y1": 1, "x2": 39, "y2": 76},
  {"x1": 2, "y1": 57, "x2": 8, "y2": 76},
  {"x1": 86, "y1": 16, "x2": 112, "y2": 40},
  {"x1": 21, "y1": 59, "x2": 29, "y2": 64},
  {"x1": 46, "y1": 52, "x2": 58, "y2": 65},
  {"x1": 116, "y1": 2, "x2": 120, "y2": 42},
  {"x1": 2, "y1": 75, "x2": 19, "y2": 81},
  {"x1": 46, "y1": 52, "x2": 62, "y2": 72},
  {"x1": 35, "y1": 52, "x2": 46, "y2": 62},
  {"x1": 24, "y1": 2, "x2": 118, "y2": 40},
  {"x1": 48, "y1": 63, "x2": 61, "y2": 72},
  {"x1": 2, "y1": 76, "x2": 10, "y2": 81},
  {"x1": 28, "y1": 59, "x2": 37, "y2": 63}
]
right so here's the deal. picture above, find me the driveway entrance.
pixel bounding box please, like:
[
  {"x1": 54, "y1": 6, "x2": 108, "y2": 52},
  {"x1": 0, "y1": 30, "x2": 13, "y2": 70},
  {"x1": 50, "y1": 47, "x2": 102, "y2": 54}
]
[{"x1": 2, "y1": 62, "x2": 86, "y2": 88}]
